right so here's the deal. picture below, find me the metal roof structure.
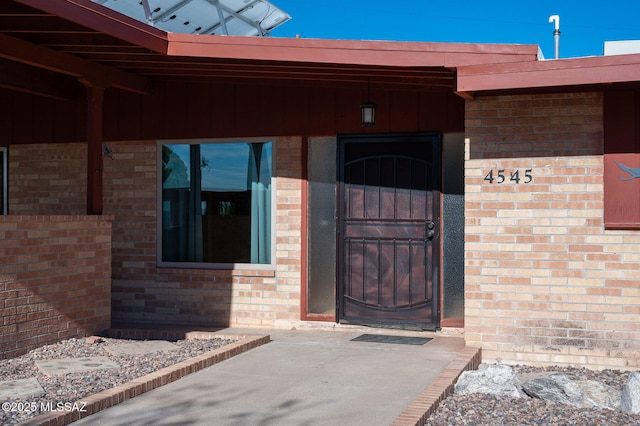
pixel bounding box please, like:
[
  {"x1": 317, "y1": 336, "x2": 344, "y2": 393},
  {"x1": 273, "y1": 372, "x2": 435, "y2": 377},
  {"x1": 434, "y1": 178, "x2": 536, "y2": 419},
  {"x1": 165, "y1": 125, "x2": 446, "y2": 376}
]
[
  {"x1": 0, "y1": 0, "x2": 541, "y2": 101},
  {"x1": 92, "y1": 0, "x2": 291, "y2": 36},
  {"x1": 0, "y1": 0, "x2": 638, "y2": 102}
]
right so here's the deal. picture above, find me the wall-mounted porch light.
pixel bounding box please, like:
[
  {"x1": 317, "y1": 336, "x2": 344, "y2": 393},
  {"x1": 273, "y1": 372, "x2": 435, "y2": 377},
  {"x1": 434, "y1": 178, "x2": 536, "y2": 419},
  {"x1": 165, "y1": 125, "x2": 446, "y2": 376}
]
[
  {"x1": 360, "y1": 101, "x2": 376, "y2": 127},
  {"x1": 360, "y1": 78, "x2": 376, "y2": 127}
]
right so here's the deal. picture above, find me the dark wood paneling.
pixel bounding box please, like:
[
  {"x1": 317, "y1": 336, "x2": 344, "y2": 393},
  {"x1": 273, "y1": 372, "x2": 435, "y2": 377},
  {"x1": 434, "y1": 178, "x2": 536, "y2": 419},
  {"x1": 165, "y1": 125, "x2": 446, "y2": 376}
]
[
  {"x1": 234, "y1": 84, "x2": 285, "y2": 137},
  {"x1": 419, "y1": 91, "x2": 447, "y2": 131},
  {"x1": 32, "y1": 97, "x2": 55, "y2": 143},
  {"x1": 162, "y1": 81, "x2": 190, "y2": 140},
  {"x1": 604, "y1": 90, "x2": 640, "y2": 229},
  {"x1": 140, "y1": 83, "x2": 164, "y2": 139},
  {"x1": 209, "y1": 83, "x2": 236, "y2": 138},
  {"x1": 0, "y1": 59, "x2": 79, "y2": 101},
  {"x1": 186, "y1": 81, "x2": 214, "y2": 138},
  {"x1": 11, "y1": 93, "x2": 33, "y2": 143},
  {"x1": 54, "y1": 96, "x2": 84, "y2": 142},
  {"x1": 2, "y1": 79, "x2": 467, "y2": 144},
  {"x1": 389, "y1": 90, "x2": 419, "y2": 132},
  {"x1": 335, "y1": 87, "x2": 365, "y2": 134},
  {"x1": 446, "y1": 93, "x2": 465, "y2": 131},
  {"x1": 604, "y1": 91, "x2": 639, "y2": 154},
  {"x1": 104, "y1": 90, "x2": 141, "y2": 141},
  {"x1": 283, "y1": 86, "x2": 309, "y2": 136},
  {"x1": 0, "y1": 90, "x2": 13, "y2": 144},
  {"x1": 1, "y1": 88, "x2": 85, "y2": 144},
  {"x1": 308, "y1": 86, "x2": 336, "y2": 135}
]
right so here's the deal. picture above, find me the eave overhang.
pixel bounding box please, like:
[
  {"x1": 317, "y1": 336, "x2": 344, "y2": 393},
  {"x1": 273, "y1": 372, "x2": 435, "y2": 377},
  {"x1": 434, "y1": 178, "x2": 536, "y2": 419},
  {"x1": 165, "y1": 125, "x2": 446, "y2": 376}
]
[
  {"x1": 15, "y1": 0, "x2": 169, "y2": 53},
  {"x1": 166, "y1": 33, "x2": 540, "y2": 68},
  {"x1": 456, "y1": 53, "x2": 640, "y2": 99},
  {"x1": 10, "y1": 0, "x2": 640, "y2": 102},
  {"x1": 5, "y1": 0, "x2": 540, "y2": 97}
]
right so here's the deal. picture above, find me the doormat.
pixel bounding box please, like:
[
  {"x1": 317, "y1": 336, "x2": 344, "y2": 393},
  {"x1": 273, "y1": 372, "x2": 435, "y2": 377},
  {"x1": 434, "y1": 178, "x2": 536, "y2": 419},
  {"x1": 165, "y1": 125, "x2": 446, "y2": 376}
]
[{"x1": 350, "y1": 334, "x2": 432, "y2": 345}]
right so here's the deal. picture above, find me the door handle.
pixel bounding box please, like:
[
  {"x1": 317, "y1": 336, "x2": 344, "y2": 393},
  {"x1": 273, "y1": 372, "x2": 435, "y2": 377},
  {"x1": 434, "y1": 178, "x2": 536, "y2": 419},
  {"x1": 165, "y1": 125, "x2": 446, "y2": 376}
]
[{"x1": 426, "y1": 220, "x2": 436, "y2": 240}]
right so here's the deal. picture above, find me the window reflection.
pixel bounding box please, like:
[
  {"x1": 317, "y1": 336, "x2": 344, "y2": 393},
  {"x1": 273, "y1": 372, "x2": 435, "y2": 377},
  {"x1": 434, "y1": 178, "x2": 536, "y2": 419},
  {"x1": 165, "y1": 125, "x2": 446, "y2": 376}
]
[{"x1": 161, "y1": 141, "x2": 272, "y2": 265}]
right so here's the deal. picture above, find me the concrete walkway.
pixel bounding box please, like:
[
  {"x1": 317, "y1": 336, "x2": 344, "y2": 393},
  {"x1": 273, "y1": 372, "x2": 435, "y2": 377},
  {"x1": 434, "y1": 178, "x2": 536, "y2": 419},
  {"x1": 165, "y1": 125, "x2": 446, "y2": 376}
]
[{"x1": 67, "y1": 328, "x2": 477, "y2": 426}]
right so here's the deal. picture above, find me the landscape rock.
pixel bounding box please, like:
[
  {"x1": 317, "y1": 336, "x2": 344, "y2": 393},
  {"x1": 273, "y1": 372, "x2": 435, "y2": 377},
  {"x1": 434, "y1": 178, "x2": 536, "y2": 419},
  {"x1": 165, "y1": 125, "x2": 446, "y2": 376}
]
[
  {"x1": 621, "y1": 371, "x2": 640, "y2": 414},
  {"x1": 85, "y1": 336, "x2": 105, "y2": 344},
  {"x1": 455, "y1": 364, "x2": 526, "y2": 398},
  {"x1": 522, "y1": 373, "x2": 620, "y2": 409},
  {"x1": 0, "y1": 337, "x2": 234, "y2": 425},
  {"x1": 431, "y1": 365, "x2": 640, "y2": 426}
]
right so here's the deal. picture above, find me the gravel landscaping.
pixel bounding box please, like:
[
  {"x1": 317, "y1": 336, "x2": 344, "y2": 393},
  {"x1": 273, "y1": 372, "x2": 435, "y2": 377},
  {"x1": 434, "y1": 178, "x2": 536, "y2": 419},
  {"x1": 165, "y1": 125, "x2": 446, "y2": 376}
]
[
  {"x1": 4, "y1": 338, "x2": 640, "y2": 426},
  {"x1": 0, "y1": 337, "x2": 233, "y2": 425},
  {"x1": 426, "y1": 364, "x2": 640, "y2": 426}
]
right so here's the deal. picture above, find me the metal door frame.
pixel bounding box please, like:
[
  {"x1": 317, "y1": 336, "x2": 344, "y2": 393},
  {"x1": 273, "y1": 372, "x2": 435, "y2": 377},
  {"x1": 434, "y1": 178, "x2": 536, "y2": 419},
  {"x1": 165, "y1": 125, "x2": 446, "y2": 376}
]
[{"x1": 336, "y1": 132, "x2": 441, "y2": 330}]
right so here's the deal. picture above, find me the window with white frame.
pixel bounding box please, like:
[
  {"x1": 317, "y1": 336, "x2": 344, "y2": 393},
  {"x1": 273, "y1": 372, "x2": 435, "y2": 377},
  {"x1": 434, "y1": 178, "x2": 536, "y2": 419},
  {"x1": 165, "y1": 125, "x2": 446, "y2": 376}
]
[
  {"x1": 159, "y1": 140, "x2": 273, "y2": 266},
  {"x1": 0, "y1": 147, "x2": 6, "y2": 215}
]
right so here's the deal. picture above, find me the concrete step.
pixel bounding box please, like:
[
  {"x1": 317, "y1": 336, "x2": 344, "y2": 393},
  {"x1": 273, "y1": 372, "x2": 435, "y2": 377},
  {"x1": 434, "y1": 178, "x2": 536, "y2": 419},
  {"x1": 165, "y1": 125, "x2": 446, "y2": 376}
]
[
  {"x1": 0, "y1": 378, "x2": 45, "y2": 399},
  {"x1": 35, "y1": 356, "x2": 119, "y2": 375}
]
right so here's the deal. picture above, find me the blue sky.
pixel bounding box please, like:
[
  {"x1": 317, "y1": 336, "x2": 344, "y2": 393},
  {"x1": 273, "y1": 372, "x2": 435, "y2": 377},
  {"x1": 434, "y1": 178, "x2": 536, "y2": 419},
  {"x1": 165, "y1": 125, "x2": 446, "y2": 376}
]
[{"x1": 269, "y1": 0, "x2": 640, "y2": 59}]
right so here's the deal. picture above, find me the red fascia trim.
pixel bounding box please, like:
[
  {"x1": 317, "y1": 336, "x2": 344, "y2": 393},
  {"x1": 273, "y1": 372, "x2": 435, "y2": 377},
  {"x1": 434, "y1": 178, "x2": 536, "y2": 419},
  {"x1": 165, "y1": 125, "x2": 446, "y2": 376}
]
[
  {"x1": 15, "y1": 0, "x2": 169, "y2": 54},
  {"x1": 167, "y1": 34, "x2": 539, "y2": 68},
  {"x1": 457, "y1": 53, "x2": 640, "y2": 93},
  {"x1": 14, "y1": 0, "x2": 539, "y2": 69}
]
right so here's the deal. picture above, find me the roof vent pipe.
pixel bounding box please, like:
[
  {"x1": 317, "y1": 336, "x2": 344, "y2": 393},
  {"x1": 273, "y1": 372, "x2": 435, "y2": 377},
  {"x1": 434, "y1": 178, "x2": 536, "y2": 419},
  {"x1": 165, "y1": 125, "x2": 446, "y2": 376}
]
[{"x1": 548, "y1": 15, "x2": 560, "y2": 59}]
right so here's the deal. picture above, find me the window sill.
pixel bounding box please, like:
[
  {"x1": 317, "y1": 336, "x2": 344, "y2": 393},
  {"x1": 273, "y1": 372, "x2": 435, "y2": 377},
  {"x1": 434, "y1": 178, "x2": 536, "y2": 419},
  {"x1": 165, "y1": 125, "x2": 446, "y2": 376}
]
[{"x1": 156, "y1": 264, "x2": 276, "y2": 277}]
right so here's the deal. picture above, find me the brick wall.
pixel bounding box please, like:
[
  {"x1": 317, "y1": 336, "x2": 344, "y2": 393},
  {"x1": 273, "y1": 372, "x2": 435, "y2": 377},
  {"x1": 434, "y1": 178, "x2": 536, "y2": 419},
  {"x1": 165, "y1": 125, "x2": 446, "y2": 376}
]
[
  {"x1": 105, "y1": 137, "x2": 302, "y2": 328},
  {"x1": 272, "y1": 136, "x2": 304, "y2": 325},
  {"x1": 102, "y1": 140, "x2": 158, "y2": 325},
  {"x1": 9, "y1": 143, "x2": 86, "y2": 215},
  {"x1": 464, "y1": 92, "x2": 640, "y2": 369},
  {"x1": 0, "y1": 215, "x2": 112, "y2": 359}
]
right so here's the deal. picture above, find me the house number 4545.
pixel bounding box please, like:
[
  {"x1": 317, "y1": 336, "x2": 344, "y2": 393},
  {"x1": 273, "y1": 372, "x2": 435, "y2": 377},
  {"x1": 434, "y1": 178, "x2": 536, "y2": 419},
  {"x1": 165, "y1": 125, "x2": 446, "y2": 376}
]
[{"x1": 484, "y1": 169, "x2": 533, "y2": 184}]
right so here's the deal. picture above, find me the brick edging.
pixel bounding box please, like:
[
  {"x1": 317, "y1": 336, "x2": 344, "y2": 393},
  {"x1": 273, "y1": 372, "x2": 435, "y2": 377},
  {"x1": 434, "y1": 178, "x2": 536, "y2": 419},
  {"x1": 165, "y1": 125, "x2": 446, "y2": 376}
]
[
  {"x1": 391, "y1": 346, "x2": 482, "y2": 426},
  {"x1": 19, "y1": 333, "x2": 270, "y2": 426}
]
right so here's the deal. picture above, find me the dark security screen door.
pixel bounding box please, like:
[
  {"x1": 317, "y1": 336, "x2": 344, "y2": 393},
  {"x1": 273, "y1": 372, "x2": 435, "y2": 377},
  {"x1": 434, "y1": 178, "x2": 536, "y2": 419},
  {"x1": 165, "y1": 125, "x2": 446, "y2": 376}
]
[{"x1": 338, "y1": 134, "x2": 440, "y2": 330}]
